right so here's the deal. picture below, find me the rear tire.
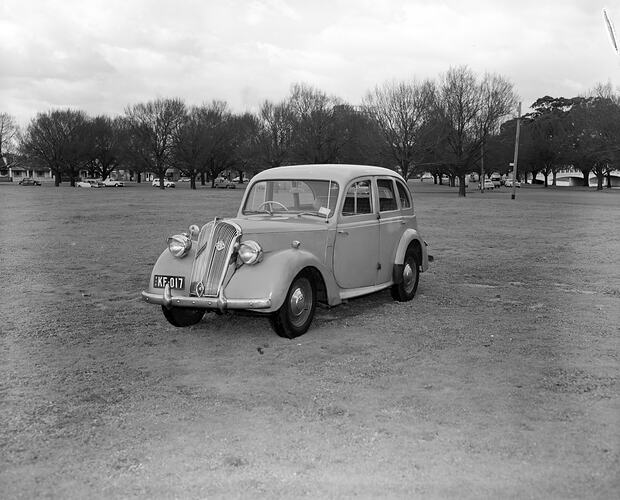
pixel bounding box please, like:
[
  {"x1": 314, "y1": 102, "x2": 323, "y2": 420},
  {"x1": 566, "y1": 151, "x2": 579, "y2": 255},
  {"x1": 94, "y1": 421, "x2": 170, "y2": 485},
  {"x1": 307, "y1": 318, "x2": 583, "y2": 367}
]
[
  {"x1": 390, "y1": 248, "x2": 420, "y2": 302},
  {"x1": 270, "y1": 272, "x2": 316, "y2": 339},
  {"x1": 161, "y1": 306, "x2": 205, "y2": 327}
]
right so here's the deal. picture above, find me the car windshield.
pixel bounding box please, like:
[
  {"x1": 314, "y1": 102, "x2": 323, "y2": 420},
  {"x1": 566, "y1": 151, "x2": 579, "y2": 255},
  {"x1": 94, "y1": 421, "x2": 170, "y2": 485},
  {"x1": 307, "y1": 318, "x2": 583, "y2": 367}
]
[{"x1": 243, "y1": 179, "x2": 340, "y2": 217}]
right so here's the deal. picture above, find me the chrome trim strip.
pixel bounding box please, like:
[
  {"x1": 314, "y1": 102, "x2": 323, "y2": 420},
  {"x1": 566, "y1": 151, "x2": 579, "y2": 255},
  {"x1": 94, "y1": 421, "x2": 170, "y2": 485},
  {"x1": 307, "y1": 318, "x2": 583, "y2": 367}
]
[
  {"x1": 141, "y1": 290, "x2": 272, "y2": 310},
  {"x1": 339, "y1": 282, "x2": 392, "y2": 300}
]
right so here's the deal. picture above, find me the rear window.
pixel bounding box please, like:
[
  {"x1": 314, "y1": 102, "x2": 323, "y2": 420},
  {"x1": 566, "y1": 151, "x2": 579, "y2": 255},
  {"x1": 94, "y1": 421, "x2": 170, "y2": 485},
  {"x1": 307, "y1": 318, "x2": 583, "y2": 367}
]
[{"x1": 396, "y1": 180, "x2": 411, "y2": 209}]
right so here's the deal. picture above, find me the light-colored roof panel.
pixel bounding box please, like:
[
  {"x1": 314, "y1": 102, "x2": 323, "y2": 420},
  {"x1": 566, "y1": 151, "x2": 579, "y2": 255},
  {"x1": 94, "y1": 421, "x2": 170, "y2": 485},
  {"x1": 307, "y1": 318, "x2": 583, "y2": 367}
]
[{"x1": 251, "y1": 164, "x2": 402, "y2": 184}]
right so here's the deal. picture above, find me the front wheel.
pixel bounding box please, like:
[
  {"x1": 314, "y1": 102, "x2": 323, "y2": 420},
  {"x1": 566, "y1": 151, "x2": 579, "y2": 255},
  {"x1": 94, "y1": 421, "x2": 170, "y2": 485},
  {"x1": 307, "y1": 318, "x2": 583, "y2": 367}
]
[
  {"x1": 391, "y1": 248, "x2": 420, "y2": 302},
  {"x1": 161, "y1": 306, "x2": 205, "y2": 327},
  {"x1": 269, "y1": 273, "x2": 316, "y2": 339}
]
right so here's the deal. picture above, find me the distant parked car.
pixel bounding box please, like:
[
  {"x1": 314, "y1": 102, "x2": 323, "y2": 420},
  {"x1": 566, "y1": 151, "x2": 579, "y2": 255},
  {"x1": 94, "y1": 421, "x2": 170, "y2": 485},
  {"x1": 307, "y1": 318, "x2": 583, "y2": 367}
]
[
  {"x1": 179, "y1": 177, "x2": 191, "y2": 182},
  {"x1": 19, "y1": 178, "x2": 41, "y2": 186},
  {"x1": 490, "y1": 173, "x2": 502, "y2": 188},
  {"x1": 420, "y1": 173, "x2": 433, "y2": 182},
  {"x1": 480, "y1": 179, "x2": 495, "y2": 190},
  {"x1": 505, "y1": 178, "x2": 521, "y2": 188},
  {"x1": 77, "y1": 179, "x2": 105, "y2": 188},
  {"x1": 152, "y1": 179, "x2": 176, "y2": 188},
  {"x1": 103, "y1": 178, "x2": 124, "y2": 187},
  {"x1": 213, "y1": 177, "x2": 236, "y2": 189}
]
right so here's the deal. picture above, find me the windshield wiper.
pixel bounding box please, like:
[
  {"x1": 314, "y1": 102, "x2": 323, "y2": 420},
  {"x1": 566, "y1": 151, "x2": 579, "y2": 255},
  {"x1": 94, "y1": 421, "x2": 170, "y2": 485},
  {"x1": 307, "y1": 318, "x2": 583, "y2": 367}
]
[
  {"x1": 296, "y1": 211, "x2": 324, "y2": 218},
  {"x1": 244, "y1": 210, "x2": 272, "y2": 215}
]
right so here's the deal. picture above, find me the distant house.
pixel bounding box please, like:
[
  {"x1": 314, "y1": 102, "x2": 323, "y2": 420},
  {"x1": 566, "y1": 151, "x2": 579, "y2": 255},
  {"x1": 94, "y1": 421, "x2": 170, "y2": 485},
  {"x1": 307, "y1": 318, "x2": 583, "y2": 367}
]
[{"x1": 0, "y1": 153, "x2": 54, "y2": 182}]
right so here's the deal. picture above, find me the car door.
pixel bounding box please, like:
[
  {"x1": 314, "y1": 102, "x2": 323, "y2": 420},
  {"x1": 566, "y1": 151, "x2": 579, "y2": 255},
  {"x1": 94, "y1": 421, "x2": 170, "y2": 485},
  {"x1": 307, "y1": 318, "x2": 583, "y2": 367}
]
[
  {"x1": 333, "y1": 178, "x2": 379, "y2": 289},
  {"x1": 376, "y1": 177, "x2": 404, "y2": 284}
]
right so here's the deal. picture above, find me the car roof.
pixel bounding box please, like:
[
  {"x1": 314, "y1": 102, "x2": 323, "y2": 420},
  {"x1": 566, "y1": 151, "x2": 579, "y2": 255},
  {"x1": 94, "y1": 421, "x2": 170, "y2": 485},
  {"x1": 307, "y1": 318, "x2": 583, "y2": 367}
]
[{"x1": 250, "y1": 164, "x2": 405, "y2": 184}]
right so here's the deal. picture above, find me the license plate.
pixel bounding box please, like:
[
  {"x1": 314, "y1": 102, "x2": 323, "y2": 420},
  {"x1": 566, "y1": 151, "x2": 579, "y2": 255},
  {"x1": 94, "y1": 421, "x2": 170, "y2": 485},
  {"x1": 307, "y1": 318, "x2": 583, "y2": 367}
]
[{"x1": 153, "y1": 275, "x2": 185, "y2": 289}]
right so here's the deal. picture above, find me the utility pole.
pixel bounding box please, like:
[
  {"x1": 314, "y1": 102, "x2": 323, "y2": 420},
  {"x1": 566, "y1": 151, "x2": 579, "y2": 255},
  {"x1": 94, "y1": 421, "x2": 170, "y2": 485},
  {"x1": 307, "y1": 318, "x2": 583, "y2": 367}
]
[
  {"x1": 480, "y1": 144, "x2": 484, "y2": 193},
  {"x1": 511, "y1": 102, "x2": 521, "y2": 200},
  {"x1": 480, "y1": 141, "x2": 485, "y2": 192}
]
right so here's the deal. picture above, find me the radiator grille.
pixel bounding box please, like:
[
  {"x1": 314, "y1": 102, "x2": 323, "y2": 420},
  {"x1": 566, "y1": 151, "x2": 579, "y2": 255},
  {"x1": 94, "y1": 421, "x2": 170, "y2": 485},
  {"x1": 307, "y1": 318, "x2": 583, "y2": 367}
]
[{"x1": 190, "y1": 220, "x2": 240, "y2": 297}]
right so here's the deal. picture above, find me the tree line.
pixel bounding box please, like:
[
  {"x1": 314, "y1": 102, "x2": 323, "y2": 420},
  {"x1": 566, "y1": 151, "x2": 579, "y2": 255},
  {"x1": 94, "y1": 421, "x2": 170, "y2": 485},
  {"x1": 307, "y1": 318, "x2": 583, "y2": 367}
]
[
  {"x1": 487, "y1": 83, "x2": 620, "y2": 190},
  {"x1": 1, "y1": 67, "x2": 617, "y2": 195}
]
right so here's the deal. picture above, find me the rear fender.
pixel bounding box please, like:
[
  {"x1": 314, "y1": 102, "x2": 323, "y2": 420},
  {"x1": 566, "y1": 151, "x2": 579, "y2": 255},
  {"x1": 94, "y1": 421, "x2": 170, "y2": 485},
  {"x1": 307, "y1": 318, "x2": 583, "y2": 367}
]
[{"x1": 394, "y1": 229, "x2": 429, "y2": 272}]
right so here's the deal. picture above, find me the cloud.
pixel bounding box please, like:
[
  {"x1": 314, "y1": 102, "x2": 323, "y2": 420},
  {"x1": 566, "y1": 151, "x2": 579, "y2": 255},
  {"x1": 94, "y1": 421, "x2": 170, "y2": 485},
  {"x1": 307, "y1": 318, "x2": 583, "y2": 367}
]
[{"x1": 0, "y1": 0, "x2": 617, "y2": 126}]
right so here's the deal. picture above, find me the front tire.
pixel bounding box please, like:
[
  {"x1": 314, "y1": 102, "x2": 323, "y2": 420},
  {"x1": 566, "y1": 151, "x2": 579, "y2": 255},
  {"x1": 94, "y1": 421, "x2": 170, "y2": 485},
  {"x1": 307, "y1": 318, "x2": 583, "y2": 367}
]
[
  {"x1": 162, "y1": 306, "x2": 205, "y2": 327},
  {"x1": 270, "y1": 272, "x2": 316, "y2": 338},
  {"x1": 391, "y1": 248, "x2": 420, "y2": 301}
]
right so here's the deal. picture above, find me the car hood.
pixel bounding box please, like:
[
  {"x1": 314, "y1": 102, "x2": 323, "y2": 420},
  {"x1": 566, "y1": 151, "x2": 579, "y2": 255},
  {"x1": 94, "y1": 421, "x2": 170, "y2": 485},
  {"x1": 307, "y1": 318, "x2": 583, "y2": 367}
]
[{"x1": 226, "y1": 216, "x2": 330, "y2": 254}]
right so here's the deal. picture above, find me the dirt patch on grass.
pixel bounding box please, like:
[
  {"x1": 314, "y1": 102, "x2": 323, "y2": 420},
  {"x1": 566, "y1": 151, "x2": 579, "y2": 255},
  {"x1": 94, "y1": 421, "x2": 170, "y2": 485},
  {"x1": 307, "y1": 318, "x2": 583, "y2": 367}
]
[{"x1": 1, "y1": 182, "x2": 618, "y2": 498}]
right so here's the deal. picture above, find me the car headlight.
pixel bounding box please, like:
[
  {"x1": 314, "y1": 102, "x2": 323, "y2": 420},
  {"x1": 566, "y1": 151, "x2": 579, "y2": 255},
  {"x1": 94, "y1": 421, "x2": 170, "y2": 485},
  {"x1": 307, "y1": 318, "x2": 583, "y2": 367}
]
[
  {"x1": 238, "y1": 240, "x2": 262, "y2": 265},
  {"x1": 167, "y1": 233, "x2": 192, "y2": 258}
]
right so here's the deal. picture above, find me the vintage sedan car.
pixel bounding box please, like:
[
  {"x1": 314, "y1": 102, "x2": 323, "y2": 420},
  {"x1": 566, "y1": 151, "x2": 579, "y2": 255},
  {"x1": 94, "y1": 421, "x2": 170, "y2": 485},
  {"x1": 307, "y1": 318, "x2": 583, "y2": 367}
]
[
  {"x1": 77, "y1": 179, "x2": 105, "y2": 188},
  {"x1": 490, "y1": 172, "x2": 502, "y2": 187},
  {"x1": 103, "y1": 178, "x2": 124, "y2": 187},
  {"x1": 141, "y1": 164, "x2": 431, "y2": 338},
  {"x1": 213, "y1": 177, "x2": 236, "y2": 189},
  {"x1": 420, "y1": 172, "x2": 433, "y2": 182},
  {"x1": 152, "y1": 178, "x2": 176, "y2": 188},
  {"x1": 19, "y1": 178, "x2": 41, "y2": 186},
  {"x1": 504, "y1": 178, "x2": 521, "y2": 188}
]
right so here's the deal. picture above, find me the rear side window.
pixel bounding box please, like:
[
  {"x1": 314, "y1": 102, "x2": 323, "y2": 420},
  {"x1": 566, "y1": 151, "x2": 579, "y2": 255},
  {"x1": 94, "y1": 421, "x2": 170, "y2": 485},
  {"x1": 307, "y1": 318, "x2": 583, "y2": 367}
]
[
  {"x1": 377, "y1": 179, "x2": 397, "y2": 212},
  {"x1": 342, "y1": 180, "x2": 373, "y2": 215},
  {"x1": 396, "y1": 180, "x2": 411, "y2": 209}
]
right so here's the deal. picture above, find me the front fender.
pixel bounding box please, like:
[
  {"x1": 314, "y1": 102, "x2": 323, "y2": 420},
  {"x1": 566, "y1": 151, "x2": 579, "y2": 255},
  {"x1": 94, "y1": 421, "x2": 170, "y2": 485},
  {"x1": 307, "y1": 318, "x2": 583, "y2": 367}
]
[
  {"x1": 224, "y1": 248, "x2": 339, "y2": 311},
  {"x1": 394, "y1": 229, "x2": 429, "y2": 272},
  {"x1": 145, "y1": 247, "x2": 195, "y2": 294}
]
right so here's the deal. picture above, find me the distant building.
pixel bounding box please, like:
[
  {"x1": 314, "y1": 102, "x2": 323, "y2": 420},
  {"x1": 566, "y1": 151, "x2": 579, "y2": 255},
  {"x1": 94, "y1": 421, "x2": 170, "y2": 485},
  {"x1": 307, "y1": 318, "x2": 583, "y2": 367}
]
[{"x1": 0, "y1": 154, "x2": 54, "y2": 182}]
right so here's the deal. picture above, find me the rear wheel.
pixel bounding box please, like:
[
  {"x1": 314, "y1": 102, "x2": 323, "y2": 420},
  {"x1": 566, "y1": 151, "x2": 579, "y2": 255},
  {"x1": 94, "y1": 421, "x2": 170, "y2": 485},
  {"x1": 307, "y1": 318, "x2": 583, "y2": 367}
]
[
  {"x1": 161, "y1": 306, "x2": 205, "y2": 327},
  {"x1": 269, "y1": 272, "x2": 316, "y2": 338},
  {"x1": 391, "y1": 247, "x2": 420, "y2": 301}
]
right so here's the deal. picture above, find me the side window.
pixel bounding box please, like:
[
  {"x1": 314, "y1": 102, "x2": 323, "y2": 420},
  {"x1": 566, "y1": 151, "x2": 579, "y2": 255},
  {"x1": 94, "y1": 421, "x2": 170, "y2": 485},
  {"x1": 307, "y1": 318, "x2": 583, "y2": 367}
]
[
  {"x1": 377, "y1": 178, "x2": 397, "y2": 212},
  {"x1": 342, "y1": 180, "x2": 373, "y2": 215},
  {"x1": 396, "y1": 180, "x2": 411, "y2": 209}
]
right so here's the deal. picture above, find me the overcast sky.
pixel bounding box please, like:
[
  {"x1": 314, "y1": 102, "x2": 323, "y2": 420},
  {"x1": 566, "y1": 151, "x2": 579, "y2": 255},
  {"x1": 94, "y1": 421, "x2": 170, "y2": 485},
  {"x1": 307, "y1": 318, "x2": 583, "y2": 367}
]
[{"x1": 1, "y1": 0, "x2": 619, "y2": 126}]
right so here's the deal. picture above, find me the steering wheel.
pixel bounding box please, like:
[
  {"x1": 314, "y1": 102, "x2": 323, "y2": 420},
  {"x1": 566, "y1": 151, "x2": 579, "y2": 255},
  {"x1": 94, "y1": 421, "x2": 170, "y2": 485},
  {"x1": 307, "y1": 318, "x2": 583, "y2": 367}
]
[{"x1": 257, "y1": 200, "x2": 289, "y2": 213}]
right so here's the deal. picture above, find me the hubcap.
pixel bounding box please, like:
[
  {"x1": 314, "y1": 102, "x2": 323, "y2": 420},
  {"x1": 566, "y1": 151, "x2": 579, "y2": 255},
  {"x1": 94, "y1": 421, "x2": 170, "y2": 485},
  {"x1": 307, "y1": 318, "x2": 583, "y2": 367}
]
[
  {"x1": 403, "y1": 260, "x2": 416, "y2": 294},
  {"x1": 289, "y1": 279, "x2": 312, "y2": 326}
]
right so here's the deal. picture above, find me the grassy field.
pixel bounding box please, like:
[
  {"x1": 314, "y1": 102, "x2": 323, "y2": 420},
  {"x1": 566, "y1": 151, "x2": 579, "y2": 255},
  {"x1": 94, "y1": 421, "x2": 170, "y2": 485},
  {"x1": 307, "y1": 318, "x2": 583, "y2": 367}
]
[{"x1": 1, "y1": 180, "x2": 618, "y2": 499}]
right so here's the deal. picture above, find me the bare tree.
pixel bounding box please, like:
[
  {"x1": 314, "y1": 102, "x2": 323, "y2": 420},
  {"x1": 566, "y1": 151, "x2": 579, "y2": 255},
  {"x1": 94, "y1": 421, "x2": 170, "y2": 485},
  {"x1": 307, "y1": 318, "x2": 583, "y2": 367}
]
[
  {"x1": 86, "y1": 115, "x2": 124, "y2": 180},
  {"x1": 21, "y1": 109, "x2": 90, "y2": 186},
  {"x1": 231, "y1": 111, "x2": 260, "y2": 180},
  {"x1": 288, "y1": 83, "x2": 345, "y2": 164},
  {"x1": 0, "y1": 113, "x2": 20, "y2": 171},
  {"x1": 255, "y1": 100, "x2": 295, "y2": 167},
  {"x1": 331, "y1": 104, "x2": 384, "y2": 166},
  {"x1": 124, "y1": 98, "x2": 186, "y2": 189},
  {"x1": 173, "y1": 105, "x2": 215, "y2": 189},
  {"x1": 436, "y1": 66, "x2": 517, "y2": 196},
  {"x1": 363, "y1": 79, "x2": 436, "y2": 179},
  {"x1": 195, "y1": 101, "x2": 234, "y2": 186}
]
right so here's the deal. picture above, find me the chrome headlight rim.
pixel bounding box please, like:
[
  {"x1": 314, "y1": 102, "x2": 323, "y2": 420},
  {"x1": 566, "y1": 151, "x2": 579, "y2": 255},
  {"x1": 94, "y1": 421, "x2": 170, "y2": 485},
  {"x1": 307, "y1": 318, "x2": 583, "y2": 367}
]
[
  {"x1": 167, "y1": 233, "x2": 192, "y2": 258},
  {"x1": 238, "y1": 240, "x2": 263, "y2": 265}
]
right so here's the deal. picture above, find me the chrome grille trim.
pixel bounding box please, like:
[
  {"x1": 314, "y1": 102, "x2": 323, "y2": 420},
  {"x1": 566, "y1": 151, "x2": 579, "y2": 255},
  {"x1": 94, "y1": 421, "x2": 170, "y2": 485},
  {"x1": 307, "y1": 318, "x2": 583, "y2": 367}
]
[{"x1": 190, "y1": 219, "x2": 241, "y2": 297}]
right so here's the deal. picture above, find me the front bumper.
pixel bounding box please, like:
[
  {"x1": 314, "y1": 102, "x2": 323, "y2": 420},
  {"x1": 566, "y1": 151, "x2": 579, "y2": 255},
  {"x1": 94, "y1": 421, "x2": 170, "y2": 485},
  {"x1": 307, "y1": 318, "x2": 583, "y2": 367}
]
[{"x1": 141, "y1": 284, "x2": 272, "y2": 312}]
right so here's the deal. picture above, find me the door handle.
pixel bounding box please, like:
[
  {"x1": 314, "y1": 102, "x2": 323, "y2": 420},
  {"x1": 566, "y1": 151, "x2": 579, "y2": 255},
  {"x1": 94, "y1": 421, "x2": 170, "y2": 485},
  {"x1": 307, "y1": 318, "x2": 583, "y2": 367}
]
[{"x1": 337, "y1": 230, "x2": 349, "y2": 235}]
